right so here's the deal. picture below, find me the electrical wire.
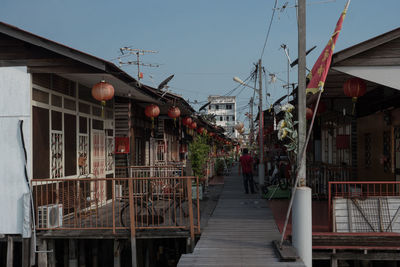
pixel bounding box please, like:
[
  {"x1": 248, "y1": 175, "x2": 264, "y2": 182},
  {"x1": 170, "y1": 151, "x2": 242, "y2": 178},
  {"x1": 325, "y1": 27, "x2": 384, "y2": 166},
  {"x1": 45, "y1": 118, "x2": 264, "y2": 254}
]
[{"x1": 260, "y1": 0, "x2": 279, "y2": 59}]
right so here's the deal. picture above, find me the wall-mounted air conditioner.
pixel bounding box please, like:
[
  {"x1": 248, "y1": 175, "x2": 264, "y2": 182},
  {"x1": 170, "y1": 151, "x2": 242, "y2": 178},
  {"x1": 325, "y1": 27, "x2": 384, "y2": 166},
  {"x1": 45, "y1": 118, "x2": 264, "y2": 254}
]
[{"x1": 37, "y1": 204, "x2": 63, "y2": 229}]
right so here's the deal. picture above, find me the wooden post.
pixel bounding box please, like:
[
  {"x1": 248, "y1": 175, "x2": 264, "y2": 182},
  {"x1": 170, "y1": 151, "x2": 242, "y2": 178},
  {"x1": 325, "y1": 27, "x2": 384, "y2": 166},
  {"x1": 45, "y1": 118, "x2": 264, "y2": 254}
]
[
  {"x1": 330, "y1": 256, "x2": 337, "y2": 267},
  {"x1": 92, "y1": 240, "x2": 98, "y2": 267},
  {"x1": 128, "y1": 179, "x2": 138, "y2": 267},
  {"x1": 186, "y1": 177, "x2": 195, "y2": 252},
  {"x1": 22, "y1": 238, "x2": 30, "y2": 267},
  {"x1": 69, "y1": 239, "x2": 78, "y2": 267},
  {"x1": 79, "y1": 240, "x2": 86, "y2": 267},
  {"x1": 48, "y1": 239, "x2": 56, "y2": 267},
  {"x1": 37, "y1": 239, "x2": 47, "y2": 267},
  {"x1": 7, "y1": 236, "x2": 13, "y2": 267},
  {"x1": 63, "y1": 240, "x2": 68, "y2": 267},
  {"x1": 113, "y1": 240, "x2": 121, "y2": 267}
]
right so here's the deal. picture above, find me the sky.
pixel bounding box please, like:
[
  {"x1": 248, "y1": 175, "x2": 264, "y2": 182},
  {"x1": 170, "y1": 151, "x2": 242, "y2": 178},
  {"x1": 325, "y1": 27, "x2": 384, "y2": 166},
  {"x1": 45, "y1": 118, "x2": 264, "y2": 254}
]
[{"x1": 1, "y1": 0, "x2": 399, "y2": 126}]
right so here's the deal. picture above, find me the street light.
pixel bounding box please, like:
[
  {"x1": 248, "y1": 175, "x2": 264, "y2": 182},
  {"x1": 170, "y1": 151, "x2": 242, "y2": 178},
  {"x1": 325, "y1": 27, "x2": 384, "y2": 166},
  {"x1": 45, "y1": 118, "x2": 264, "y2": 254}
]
[{"x1": 233, "y1": 61, "x2": 265, "y2": 188}]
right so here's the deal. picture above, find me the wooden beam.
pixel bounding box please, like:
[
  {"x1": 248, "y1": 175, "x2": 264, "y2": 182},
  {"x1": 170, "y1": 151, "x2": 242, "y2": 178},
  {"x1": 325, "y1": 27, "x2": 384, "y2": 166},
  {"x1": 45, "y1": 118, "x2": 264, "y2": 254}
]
[
  {"x1": 314, "y1": 251, "x2": 400, "y2": 261},
  {"x1": 0, "y1": 58, "x2": 79, "y2": 67},
  {"x1": 27, "y1": 65, "x2": 100, "y2": 74}
]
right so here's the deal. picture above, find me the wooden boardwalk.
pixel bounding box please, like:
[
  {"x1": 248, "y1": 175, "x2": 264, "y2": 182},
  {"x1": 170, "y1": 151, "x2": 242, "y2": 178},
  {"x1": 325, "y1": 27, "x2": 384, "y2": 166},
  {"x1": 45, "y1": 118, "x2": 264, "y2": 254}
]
[{"x1": 178, "y1": 165, "x2": 304, "y2": 267}]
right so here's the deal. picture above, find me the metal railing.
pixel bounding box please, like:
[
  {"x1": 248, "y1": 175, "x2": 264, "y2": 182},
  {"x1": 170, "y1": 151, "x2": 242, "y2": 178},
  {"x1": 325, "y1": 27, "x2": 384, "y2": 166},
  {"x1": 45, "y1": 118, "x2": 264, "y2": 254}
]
[
  {"x1": 328, "y1": 181, "x2": 400, "y2": 230},
  {"x1": 306, "y1": 164, "x2": 352, "y2": 198},
  {"x1": 32, "y1": 176, "x2": 200, "y2": 237}
]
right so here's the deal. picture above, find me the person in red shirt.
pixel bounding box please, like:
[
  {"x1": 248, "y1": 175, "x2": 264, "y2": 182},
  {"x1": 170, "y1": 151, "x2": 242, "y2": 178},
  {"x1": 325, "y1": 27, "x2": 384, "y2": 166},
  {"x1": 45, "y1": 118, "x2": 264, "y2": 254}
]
[{"x1": 239, "y1": 148, "x2": 255, "y2": 194}]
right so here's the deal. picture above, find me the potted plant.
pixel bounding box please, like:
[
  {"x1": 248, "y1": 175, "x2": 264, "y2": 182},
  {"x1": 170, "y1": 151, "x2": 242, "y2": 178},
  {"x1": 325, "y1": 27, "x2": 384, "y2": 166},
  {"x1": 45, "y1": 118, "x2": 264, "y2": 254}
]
[{"x1": 188, "y1": 135, "x2": 210, "y2": 200}]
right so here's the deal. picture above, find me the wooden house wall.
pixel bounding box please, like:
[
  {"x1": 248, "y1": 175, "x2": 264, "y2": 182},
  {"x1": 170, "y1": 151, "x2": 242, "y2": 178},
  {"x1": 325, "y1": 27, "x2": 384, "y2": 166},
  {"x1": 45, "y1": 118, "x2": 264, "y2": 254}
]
[
  {"x1": 31, "y1": 73, "x2": 115, "y2": 179},
  {"x1": 357, "y1": 111, "x2": 395, "y2": 181}
]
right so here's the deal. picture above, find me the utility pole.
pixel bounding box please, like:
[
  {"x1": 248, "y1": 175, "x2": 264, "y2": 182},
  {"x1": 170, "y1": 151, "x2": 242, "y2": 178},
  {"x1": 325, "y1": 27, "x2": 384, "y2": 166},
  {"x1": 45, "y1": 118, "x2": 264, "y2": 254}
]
[
  {"x1": 292, "y1": 0, "x2": 312, "y2": 266},
  {"x1": 258, "y1": 59, "x2": 264, "y2": 187},
  {"x1": 249, "y1": 97, "x2": 254, "y2": 152}
]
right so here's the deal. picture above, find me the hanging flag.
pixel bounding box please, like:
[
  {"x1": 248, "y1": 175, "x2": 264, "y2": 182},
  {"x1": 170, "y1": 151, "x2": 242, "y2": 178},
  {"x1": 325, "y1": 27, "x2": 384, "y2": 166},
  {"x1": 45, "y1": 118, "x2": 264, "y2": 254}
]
[{"x1": 306, "y1": 0, "x2": 350, "y2": 95}]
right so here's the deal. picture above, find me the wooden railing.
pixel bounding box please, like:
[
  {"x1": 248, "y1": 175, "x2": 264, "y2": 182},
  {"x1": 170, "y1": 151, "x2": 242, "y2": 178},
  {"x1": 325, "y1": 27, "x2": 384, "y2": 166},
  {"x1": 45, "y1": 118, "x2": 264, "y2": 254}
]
[
  {"x1": 32, "y1": 176, "x2": 200, "y2": 237},
  {"x1": 306, "y1": 164, "x2": 352, "y2": 198},
  {"x1": 116, "y1": 165, "x2": 184, "y2": 178},
  {"x1": 328, "y1": 181, "x2": 400, "y2": 231}
]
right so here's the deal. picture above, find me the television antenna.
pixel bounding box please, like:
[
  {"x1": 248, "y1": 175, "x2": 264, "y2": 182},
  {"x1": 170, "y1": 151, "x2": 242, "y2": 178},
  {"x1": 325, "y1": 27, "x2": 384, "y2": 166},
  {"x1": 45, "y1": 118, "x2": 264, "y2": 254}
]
[{"x1": 118, "y1": 47, "x2": 160, "y2": 82}]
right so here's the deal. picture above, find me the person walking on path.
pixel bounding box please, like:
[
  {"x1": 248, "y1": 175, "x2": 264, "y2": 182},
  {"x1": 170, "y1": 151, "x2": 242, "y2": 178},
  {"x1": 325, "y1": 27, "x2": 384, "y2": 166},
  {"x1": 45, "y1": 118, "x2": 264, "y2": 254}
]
[{"x1": 239, "y1": 148, "x2": 255, "y2": 194}]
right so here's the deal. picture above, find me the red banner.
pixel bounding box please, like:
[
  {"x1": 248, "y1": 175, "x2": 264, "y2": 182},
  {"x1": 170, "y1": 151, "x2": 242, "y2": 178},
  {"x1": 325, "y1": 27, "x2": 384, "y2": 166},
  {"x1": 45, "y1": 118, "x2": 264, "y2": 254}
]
[{"x1": 306, "y1": 1, "x2": 350, "y2": 95}]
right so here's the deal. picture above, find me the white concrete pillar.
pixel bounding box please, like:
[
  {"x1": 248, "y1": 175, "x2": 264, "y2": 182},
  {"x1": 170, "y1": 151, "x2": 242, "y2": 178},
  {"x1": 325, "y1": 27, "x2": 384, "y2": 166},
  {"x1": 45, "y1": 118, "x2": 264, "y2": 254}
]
[{"x1": 292, "y1": 187, "x2": 312, "y2": 267}]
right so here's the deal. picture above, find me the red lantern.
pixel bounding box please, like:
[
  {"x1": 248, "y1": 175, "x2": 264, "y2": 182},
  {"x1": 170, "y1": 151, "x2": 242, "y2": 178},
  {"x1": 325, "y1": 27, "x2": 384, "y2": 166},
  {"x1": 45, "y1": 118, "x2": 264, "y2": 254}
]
[
  {"x1": 168, "y1": 106, "x2": 181, "y2": 126},
  {"x1": 209, "y1": 132, "x2": 215, "y2": 137},
  {"x1": 343, "y1": 77, "x2": 366, "y2": 114},
  {"x1": 145, "y1": 104, "x2": 160, "y2": 128},
  {"x1": 306, "y1": 108, "x2": 314, "y2": 120},
  {"x1": 190, "y1": 122, "x2": 197, "y2": 129},
  {"x1": 197, "y1": 127, "x2": 205, "y2": 134},
  {"x1": 92, "y1": 80, "x2": 115, "y2": 116},
  {"x1": 182, "y1": 117, "x2": 192, "y2": 127}
]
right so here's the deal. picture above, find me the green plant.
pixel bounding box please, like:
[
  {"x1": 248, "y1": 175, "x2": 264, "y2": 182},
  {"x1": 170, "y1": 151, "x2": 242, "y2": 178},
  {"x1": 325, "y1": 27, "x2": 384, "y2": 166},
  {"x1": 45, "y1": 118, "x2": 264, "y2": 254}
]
[
  {"x1": 215, "y1": 158, "x2": 225, "y2": 176},
  {"x1": 188, "y1": 135, "x2": 211, "y2": 179}
]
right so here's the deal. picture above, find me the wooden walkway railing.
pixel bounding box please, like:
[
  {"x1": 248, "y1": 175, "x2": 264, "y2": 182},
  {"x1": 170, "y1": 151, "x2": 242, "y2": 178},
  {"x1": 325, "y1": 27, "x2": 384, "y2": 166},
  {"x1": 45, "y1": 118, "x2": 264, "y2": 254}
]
[{"x1": 32, "y1": 176, "x2": 200, "y2": 237}]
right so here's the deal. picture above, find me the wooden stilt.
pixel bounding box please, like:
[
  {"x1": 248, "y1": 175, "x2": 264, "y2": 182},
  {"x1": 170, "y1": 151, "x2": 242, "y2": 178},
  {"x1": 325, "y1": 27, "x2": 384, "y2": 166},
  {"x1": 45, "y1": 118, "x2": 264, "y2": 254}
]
[
  {"x1": 130, "y1": 237, "x2": 137, "y2": 267},
  {"x1": 330, "y1": 256, "x2": 337, "y2": 267},
  {"x1": 63, "y1": 240, "x2": 68, "y2": 267},
  {"x1": 92, "y1": 240, "x2": 98, "y2": 267},
  {"x1": 79, "y1": 240, "x2": 86, "y2": 267},
  {"x1": 128, "y1": 179, "x2": 137, "y2": 267},
  {"x1": 69, "y1": 239, "x2": 78, "y2": 267},
  {"x1": 6, "y1": 236, "x2": 13, "y2": 267},
  {"x1": 22, "y1": 238, "x2": 30, "y2": 267},
  {"x1": 113, "y1": 240, "x2": 121, "y2": 267},
  {"x1": 37, "y1": 239, "x2": 47, "y2": 267},
  {"x1": 48, "y1": 239, "x2": 56, "y2": 267}
]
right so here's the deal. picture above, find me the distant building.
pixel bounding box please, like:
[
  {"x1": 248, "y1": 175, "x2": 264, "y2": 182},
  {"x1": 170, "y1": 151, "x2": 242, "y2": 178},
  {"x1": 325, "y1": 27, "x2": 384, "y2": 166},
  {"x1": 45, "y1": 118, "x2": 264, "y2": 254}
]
[{"x1": 207, "y1": 95, "x2": 237, "y2": 138}]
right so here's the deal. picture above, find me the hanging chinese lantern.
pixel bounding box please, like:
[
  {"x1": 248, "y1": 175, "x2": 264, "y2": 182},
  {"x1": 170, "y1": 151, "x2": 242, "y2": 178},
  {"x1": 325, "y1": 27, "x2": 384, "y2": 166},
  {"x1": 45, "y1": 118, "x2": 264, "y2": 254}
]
[
  {"x1": 343, "y1": 77, "x2": 366, "y2": 114},
  {"x1": 197, "y1": 127, "x2": 205, "y2": 135},
  {"x1": 306, "y1": 107, "x2": 314, "y2": 120},
  {"x1": 182, "y1": 117, "x2": 192, "y2": 127},
  {"x1": 190, "y1": 122, "x2": 197, "y2": 130},
  {"x1": 168, "y1": 106, "x2": 181, "y2": 126},
  {"x1": 145, "y1": 104, "x2": 160, "y2": 128},
  {"x1": 209, "y1": 132, "x2": 215, "y2": 137},
  {"x1": 91, "y1": 80, "x2": 115, "y2": 117}
]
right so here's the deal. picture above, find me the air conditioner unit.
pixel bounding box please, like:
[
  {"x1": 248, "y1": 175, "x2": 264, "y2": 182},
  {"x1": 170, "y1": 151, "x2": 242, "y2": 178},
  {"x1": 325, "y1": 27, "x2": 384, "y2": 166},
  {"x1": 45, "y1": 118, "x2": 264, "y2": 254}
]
[{"x1": 38, "y1": 204, "x2": 63, "y2": 229}]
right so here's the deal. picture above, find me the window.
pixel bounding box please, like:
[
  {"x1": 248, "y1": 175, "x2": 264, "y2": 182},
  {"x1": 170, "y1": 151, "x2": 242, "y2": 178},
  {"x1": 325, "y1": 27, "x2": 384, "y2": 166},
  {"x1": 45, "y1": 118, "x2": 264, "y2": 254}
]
[
  {"x1": 216, "y1": 105, "x2": 219, "y2": 110},
  {"x1": 232, "y1": 115, "x2": 235, "y2": 121},
  {"x1": 226, "y1": 116, "x2": 230, "y2": 121},
  {"x1": 226, "y1": 104, "x2": 232, "y2": 110},
  {"x1": 220, "y1": 116, "x2": 223, "y2": 121}
]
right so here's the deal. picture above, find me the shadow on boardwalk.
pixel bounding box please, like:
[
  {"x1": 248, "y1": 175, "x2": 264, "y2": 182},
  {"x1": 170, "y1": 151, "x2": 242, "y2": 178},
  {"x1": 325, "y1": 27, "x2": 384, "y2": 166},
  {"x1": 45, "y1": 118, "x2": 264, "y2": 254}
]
[{"x1": 178, "y1": 163, "x2": 304, "y2": 267}]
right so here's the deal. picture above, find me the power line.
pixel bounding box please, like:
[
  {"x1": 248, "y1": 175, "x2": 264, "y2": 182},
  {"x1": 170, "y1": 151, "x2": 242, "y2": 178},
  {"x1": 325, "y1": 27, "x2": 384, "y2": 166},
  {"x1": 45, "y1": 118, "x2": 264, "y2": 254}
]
[{"x1": 260, "y1": 0, "x2": 279, "y2": 59}]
